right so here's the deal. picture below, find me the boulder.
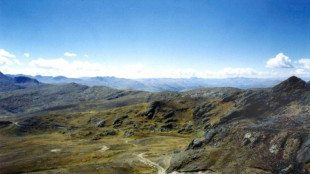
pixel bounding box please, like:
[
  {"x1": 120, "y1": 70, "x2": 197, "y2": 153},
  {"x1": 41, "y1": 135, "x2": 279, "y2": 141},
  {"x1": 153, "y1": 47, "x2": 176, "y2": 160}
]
[
  {"x1": 186, "y1": 139, "x2": 204, "y2": 150},
  {"x1": 146, "y1": 101, "x2": 161, "y2": 119},
  {"x1": 97, "y1": 120, "x2": 106, "y2": 127},
  {"x1": 203, "y1": 129, "x2": 216, "y2": 144},
  {"x1": 125, "y1": 121, "x2": 134, "y2": 125},
  {"x1": 160, "y1": 123, "x2": 173, "y2": 132},
  {"x1": 123, "y1": 131, "x2": 134, "y2": 138},
  {"x1": 242, "y1": 132, "x2": 261, "y2": 147},
  {"x1": 279, "y1": 164, "x2": 293, "y2": 174},
  {"x1": 297, "y1": 138, "x2": 310, "y2": 163},
  {"x1": 165, "y1": 118, "x2": 178, "y2": 123},
  {"x1": 113, "y1": 115, "x2": 128, "y2": 128},
  {"x1": 166, "y1": 149, "x2": 206, "y2": 173},
  {"x1": 269, "y1": 132, "x2": 288, "y2": 154},
  {"x1": 178, "y1": 124, "x2": 193, "y2": 134},
  {"x1": 163, "y1": 111, "x2": 175, "y2": 119}
]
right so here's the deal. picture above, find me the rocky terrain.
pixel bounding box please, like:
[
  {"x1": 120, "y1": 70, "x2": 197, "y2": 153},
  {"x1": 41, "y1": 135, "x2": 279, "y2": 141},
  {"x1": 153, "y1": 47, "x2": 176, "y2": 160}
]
[{"x1": 1, "y1": 75, "x2": 310, "y2": 173}]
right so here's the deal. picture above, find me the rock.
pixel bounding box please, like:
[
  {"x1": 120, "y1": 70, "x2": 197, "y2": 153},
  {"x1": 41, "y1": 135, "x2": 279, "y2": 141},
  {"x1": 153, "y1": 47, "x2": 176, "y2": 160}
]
[
  {"x1": 186, "y1": 139, "x2": 204, "y2": 150},
  {"x1": 297, "y1": 138, "x2": 310, "y2": 163},
  {"x1": 269, "y1": 132, "x2": 288, "y2": 154},
  {"x1": 269, "y1": 145, "x2": 279, "y2": 154},
  {"x1": 97, "y1": 120, "x2": 106, "y2": 127},
  {"x1": 165, "y1": 118, "x2": 178, "y2": 123},
  {"x1": 242, "y1": 138, "x2": 251, "y2": 146},
  {"x1": 192, "y1": 103, "x2": 214, "y2": 124},
  {"x1": 279, "y1": 164, "x2": 293, "y2": 174},
  {"x1": 149, "y1": 125, "x2": 157, "y2": 131},
  {"x1": 113, "y1": 115, "x2": 128, "y2": 128},
  {"x1": 202, "y1": 117, "x2": 210, "y2": 124},
  {"x1": 123, "y1": 131, "x2": 134, "y2": 138},
  {"x1": 216, "y1": 126, "x2": 230, "y2": 140},
  {"x1": 93, "y1": 129, "x2": 118, "y2": 140},
  {"x1": 146, "y1": 101, "x2": 161, "y2": 119},
  {"x1": 203, "y1": 129, "x2": 216, "y2": 144},
  {"x1": 126, "y1": 109, "x2": 133, "y2": 114},
  {"x1": 242, "y1": 132, "x2": 261, "y2": 147},
  {"x1": 166, "y1": 149, "x2": 206, "y2": 173},
  {"x1": 173, "y1": 150, "x2": 180, "y2": 154},
  {"x1": 160, "y1": 123, "x2": 173, "y2": 132},
  {"x1": 175, "y1": 108, "x2": 188, "y2": 112},
  {"x1": 163, "y1": 111, "x2": 175, "y2": 119},
  {"x1": 178, "y1": 124, "x2": 193, "y2": 134},
  {"x1": 125, "y1": 121, "x2": 134, "y2": 125},
  {"x1": 203, "y1": 123, "x2": 211, "y2": 130}
]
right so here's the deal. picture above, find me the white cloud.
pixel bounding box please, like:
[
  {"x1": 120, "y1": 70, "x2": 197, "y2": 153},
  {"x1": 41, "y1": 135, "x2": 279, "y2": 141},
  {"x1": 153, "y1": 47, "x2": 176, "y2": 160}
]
[
  {"x1": 64, "y1": 52, "x2": 77, "y2": 57},
  {"x1": 0, "y1": 49, "x2": 17, "y2": 65},
  {"x1": 266, "y1": 53, "x2": 293, "y2": 68},
  {"x1": 13, "y1": 59, "x2": 21, "y2": 65},
  {"x1": 1, "y1": 56, "x2": 288, "y2": 79},
  {"x1": 297, "y1": 59, "x2": 310, "y2": 69},
  {"x1": 24, "y1": 53, "x2": 30, "y2": 57},
  {"x1": 84, "y1": 54, "x2": 89, "y2": 58},
  {"x1": 0, "y1": 57, "x2": 12, "y2": 65},
  {"x1": 0, "y1": 49, "x2": 16, "y2": 58}
]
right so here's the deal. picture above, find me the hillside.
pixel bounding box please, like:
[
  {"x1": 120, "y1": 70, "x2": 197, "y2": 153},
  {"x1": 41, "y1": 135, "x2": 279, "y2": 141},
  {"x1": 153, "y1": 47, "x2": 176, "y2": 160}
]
[{"x1": 1, "y1": 76, "x2": 310, "y2": 173}]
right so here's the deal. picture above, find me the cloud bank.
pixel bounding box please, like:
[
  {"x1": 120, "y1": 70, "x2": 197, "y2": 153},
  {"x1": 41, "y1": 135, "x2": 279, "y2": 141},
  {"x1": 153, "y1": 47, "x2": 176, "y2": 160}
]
[{"x1": 0, "y1": 49, "x2": 310, "y2": 79}]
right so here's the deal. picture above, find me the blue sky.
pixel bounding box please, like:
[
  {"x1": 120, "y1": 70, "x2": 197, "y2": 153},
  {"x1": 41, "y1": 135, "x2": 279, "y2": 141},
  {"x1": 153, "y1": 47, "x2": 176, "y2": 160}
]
[{"x1": 1, "y1": 0, "x2": 310, "y2": 78}]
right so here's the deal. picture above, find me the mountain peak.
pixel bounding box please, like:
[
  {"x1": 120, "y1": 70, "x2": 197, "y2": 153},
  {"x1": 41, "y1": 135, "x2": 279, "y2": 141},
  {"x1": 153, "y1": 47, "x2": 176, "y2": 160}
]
[{"x1": 272, "y1": 76, "x2": 306, "y2": 92}]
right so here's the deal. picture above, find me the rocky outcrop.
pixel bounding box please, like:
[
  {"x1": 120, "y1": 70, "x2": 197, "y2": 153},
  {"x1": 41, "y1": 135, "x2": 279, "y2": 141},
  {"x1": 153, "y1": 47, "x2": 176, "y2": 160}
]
[
  {"x1": 146, "y1": 101, "x2": 161, "y2": 119},
  {"x1": 242, "y1": 132, "x2": 261, "y2": 147},
  {"x1": 269, "y1": 132, "x2": 288, "y2": 154},
  {"x1": 97, "y1": 120, "x2": 106, "y2": 127},
  {"x1": 178, "y1": 124, "x2": 193, "y2": 134},
  {"x1": 203, "y1": 129, "x2": 216, "y2": 144},
  {"x1": 166, "y1": 149, "x2": 205, "y2": 173},
  {"x1": 297, "y1": 137, "x2": 310, "y2": 163},
  {"x1": 113, "y1": 115, "x2": 128, "y2": 128},
  {"x1": 123, "y1": 131, "x2": 134, "y2": 138},
  {"x1": 165, "y1": 118, "x2": 178, "y2": 123},
  {"x1": 163, "y1": 110, "x2": 175, "y2": 119},
  {"x1": 186, "y1": 139, "x2": 204, "y2": 150},
  {"x1": 159, "y1": 123, "x2": 173, "y2": 132},
  {"x1": 192, "y1": 103, "x2": 214, "y2": 124}
]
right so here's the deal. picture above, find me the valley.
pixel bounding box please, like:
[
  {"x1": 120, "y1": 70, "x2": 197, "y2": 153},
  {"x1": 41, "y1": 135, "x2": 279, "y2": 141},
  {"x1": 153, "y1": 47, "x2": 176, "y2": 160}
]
[{"x1": 1, "y1": 74, "x2": 310, "y2": 173}]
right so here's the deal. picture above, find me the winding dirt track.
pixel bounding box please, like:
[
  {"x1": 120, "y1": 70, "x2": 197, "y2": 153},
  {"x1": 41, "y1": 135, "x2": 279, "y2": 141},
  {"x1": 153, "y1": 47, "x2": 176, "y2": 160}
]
[{"x1": 137, "y1": 152, "x2": 166, "y2": 174}]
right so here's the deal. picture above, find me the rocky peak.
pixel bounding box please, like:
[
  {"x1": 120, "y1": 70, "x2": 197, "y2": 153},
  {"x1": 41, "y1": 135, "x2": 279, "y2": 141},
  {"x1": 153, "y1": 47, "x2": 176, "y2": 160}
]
[{"x1": 272, "y1": 76, "x2": 306, "y2": 92}]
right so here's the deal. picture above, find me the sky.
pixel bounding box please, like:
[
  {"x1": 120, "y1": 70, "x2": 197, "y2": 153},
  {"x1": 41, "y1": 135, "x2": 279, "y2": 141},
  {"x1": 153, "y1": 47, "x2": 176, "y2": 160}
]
[{"x1": 1, "y1": 0, "x2": 310, "y2": 79}]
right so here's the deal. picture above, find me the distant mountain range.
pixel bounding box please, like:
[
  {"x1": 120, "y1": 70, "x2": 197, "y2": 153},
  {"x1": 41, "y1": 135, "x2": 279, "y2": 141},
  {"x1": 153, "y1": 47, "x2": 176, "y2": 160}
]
[
  {"x1": 0, "y1": 72, "x2": 40, "y2": 92},
  {"x1": 5, "y1": 73, "x2": 286, "y2": 92}
]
